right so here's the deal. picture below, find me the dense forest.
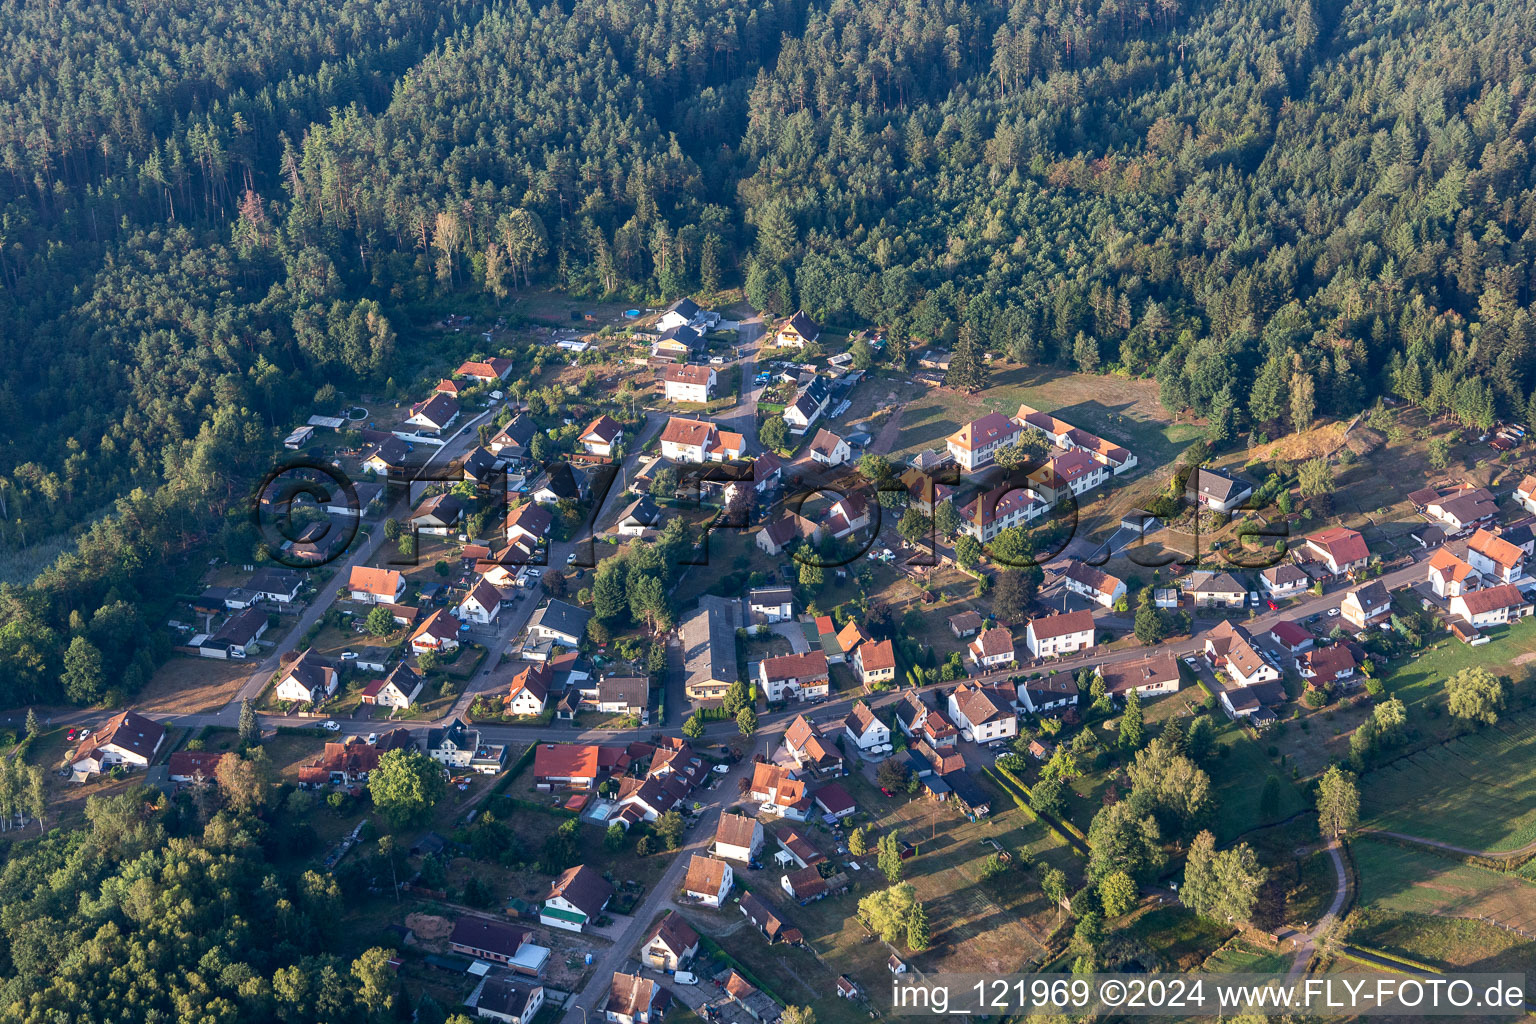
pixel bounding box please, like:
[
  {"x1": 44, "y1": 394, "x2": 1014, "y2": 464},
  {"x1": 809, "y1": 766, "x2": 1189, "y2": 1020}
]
[{"x1": 2, "y1": 0, "x2": 1535, "y2": 705}]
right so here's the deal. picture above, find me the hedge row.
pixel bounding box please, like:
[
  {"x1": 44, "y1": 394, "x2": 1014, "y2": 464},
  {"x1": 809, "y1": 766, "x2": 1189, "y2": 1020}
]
[
  {"x1": 992, "y1": 763, "x2": 1089, "y2": 845},
  {"x1": 985, "y1": 767, "x2": 1088, "y2": 855}
]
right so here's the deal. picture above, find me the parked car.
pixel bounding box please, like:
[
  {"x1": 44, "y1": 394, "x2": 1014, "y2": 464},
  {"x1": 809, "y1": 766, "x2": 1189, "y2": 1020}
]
[{"x1": 320, "y1": 720, "x2": 341, "y2": 732}]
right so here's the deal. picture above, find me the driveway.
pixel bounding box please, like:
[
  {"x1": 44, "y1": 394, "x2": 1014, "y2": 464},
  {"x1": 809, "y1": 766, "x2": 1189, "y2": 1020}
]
[{"x1": 770, "y1": 621, "x2": 810, "y2": 654}]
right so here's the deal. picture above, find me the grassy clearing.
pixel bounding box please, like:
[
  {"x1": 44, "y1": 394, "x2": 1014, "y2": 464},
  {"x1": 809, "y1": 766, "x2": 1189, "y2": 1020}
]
[
  {"x1": 1116, "y1": 904, "x2": 1234, "y2": 971},
  {"x1": 1208, "y1": 718, "x2": 1307, "y2": 842},
  {"x1": 1352, "y1": 838, "x2": 1536, "y2": 938},
  {"x1": 1359, "y1": 711, "x2": 1536, "y2": 852},
  {"x1": 1202, "y1": 937, "x2": 1290, "y2": 974},
  {"x1": 137, "y1": 655, "x2": 257, "y2": 715}
]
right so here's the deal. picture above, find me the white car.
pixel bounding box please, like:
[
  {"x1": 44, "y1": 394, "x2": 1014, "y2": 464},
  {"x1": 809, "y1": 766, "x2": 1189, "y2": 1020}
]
[
  {"x1": 525, "y1": 568, "x2": 543, "y2": 578},
  {"x1": 320, "y1": 720, "x2": 341, "y2": 732},
  {"x1": 366, "y1": 733, "x2": 378, "y2": 745},
  {"x1": 566, "y1": 552, "x2": 578, "y2": 564},
  {"x1": 1327, "y1": 608, "x2": 1340, "y2": 617},
  {"x1": 340, "y1": 651, "x2": 358, "y2": 661},
  {"x1": 712, "y1": 763, "x2": 731, "y2": 774}
]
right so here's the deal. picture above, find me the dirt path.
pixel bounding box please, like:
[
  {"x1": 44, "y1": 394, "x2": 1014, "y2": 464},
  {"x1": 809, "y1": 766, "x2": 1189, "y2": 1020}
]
[
  {"x1": 1286, "y1": 839, "x2": 1348, "y2": 981},
  {"x1": 1356, "y1": 828, "x2": 1536, "y2": 860},
  {"x1": 868, "y1": 401, "x2": 909, "y2": 455}
]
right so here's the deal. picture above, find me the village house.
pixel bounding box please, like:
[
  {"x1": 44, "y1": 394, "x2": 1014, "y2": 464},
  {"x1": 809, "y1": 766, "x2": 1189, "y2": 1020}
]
[
  {"x1": 348, "y1": 566, "x2": 405, "y2": 604},
  {"x1": 460, "y1": 579, "x2": 506, "y2": 625},
  {"x1": 360, "y1": 436, "x2": 413, "y2": 476},
  {"x1": 661, "y1": 363, "x2": 717, "y2": 404},
  {"x1": 1024, "y1": 610, "x2": 1096, "y2": 659},
  {"x1": 652, "y1": 324, "x2": 705, "y2": 361},
  {"x1": 853, "y1": 639, "x2": 897, "y2": 689},
  {"x1": 199, "y1": 606, "x2": 269, "y2": 659},
  {"x1": 1518, "y1": 474, "x2": 1536, "y2": 516},
  {"x1": 968, "y1": 625, "x2": 1017, "y2": 669},
  {"x1": 448, "y1": 918, "x2": 549, "y2": 975},
  {"x1": 1304, "y1": 527, "x2": 1370, "y2": 577},
  {"x1": 532, "y1": 743, "x2": 633, "y2": 790},
  {"x1": 1018, "y1": 671, "x2": 1077, "y2": 713},
  {"x1": 655, "y1": 297, "x2": 704, "y2": 333},
  {"x1": 297, "y1": 738, "x2": 381, "y2": 787},
  {"x1": 427, "y1": 718, "x2": 506, "y2": 773},
  {"x1": 527, "y1": 600, "x2": 592, "y2": 648},
  {"x1": 1060, "y1": 561, "x2": 1125, "y2": 608},
  {"x1": 1428, "y1": 548, "x2": 1480, "y2": 599},
  {"x1": 1204, "y1": 620, "x2": 1281, "y2": 687},
  {"x1": 1190, "y1": 468, "x2": 1253, "y2": 513},
  {"x1": 360, "y1": 663, "x2": 424, "y2": 709},
  {"x1": 1340, "y1": 580, "x2": 1393, "y2": 629},
  {"x1": 1450, "y1": 584, "x2": 1533, "y2": 628},
  {"x1": 1261, "y1": 563, "x2": 1311, "y2": 599},
  {"x1": 775, "y1": 310, "x2": 821, "y2": 348},
  {"x1": 738, "y1": 892, "x2": 802, "y2": 946},
  {"x1": 614, "y1": 494, "x2": 662, "y2": 538},
  {"x1": 750, "y1": 761, "x2": 811, "y2": 820},
  {"x1": 1298, "y1": 644, "x2": 1359, "y2": 686},
  {"x1": 641, "y1": 911, "x2": 699, "y2": 972},
  {"x1": 825, "y1": 491, "x2": 872, "y2": 540},
  {"x1": 529, "y1": 462, "x2": 584, "y2": 505},
  {"x1": 747, "y1": 586, "x2": 793, "y2": 623},
  {"x1": 758, "y1": 650, "x2": 831, "y2": 703},
  {"x1": 489, "y1": 415, "x2": 538, "y2": 459},
  {"x1": 405, "y1": 393, "x2": 460, "y2": 435},
  {"x1": 578, "y1": 415, "x2": 625, "y2": 458},
  {"x1": 945, "y1": 412, "x2": 1023, "y2": 471},
  {"x1": 957, "y1": 484, "x2": 1047, "y2": 542},
  {"x1": 71, "y1": 711, "x2": 165, "y2": 776},
  {"x1": 1013, "y1": 404, "x2": 1138, "y2": 474},
  {"x1": 682, "y1": 855, "x2": 733, "y2": 907},
  {"x1": 542, "y1": 865, "x2": 613, "y2": 933},
  {"x1": 410, "y1": 493, "x2": 464, "y2": 536},
  {"x1": 843, "y1": 700, "x2": 892, "y2": 755},
  {"x1": 1468, "y1": 528, "x2": 1527, "y2": 584},
  {"x1": 814, "y1": 781, "x2": 857, "y2": 820},
  {"x1": 595, "y1": 677, "x2": 649, "y2": 721},
  {"x1": 1049, "y1": 449, "x2": 1111, "y2": 499},
  {"x1": 783, "y1": 714, "x2": 845, "y2": 774},
  {"x1": 755, "y1": 514, "x2": 821, "y2": 556},
  {"x1": 808, "y1": 428, "x2": 852, "y2": 467},
  {"x1": 682, "y1": 601, "x2": 738, "y2": 701},
  {"x1": 455, "y1": 357, "x2": 514, "y2": 383},
  {"x1": 476, "y1": 979, "x2": 544, "y2": 1024},
  {"x1": 1415, "y1": 483, "x2": 1499, "y2": 533},
  {"x1": 713, "y1": 812, "x2": 765, "y2": 863},
  {"x1": 504, "y1": 502, "x2": 553, "y2": 549},
  {"x1": 658, "y1": 416, "x2": 743, "y2": 463},
  {"x1": 275, "y1": 649, "x2": 339, "y2": 704},
  {"x1": 168, "y1": 749, "x2": 228, "y2": 784},
  {"x1": 783, "y1": 377, "x2": 831, "y2": 434},
  {"x1": 605, "y1": 973, "x2": 670, "y2": 1024},
  {"x1": 504, "y1": 664, "x2": 554, "y2": 717},
  {"x1": 1269, "y1": 620, "x2": 1315, "y2": 654},
  {"x1": 1185, "y1": 570, "x2": 1247, "y2": 610},
  {"x1": 948, "y1": 683, "x2": 1018, "y2": 743},
  {"x1": 409, "y1": 608, "x2": 461, "y2": 655},
  {"x1": 247, "y1": 568, "x2": 303, "y2": 604},
  {"x1": 1097, "y1": 651, "x2": 1180, "y2": 698},
  {"x1": 948, "y1": 610, "x2": 983, "y2": 638}
]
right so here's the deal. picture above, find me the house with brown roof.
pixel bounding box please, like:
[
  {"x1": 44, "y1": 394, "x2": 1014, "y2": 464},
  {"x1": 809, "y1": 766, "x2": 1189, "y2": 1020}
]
[
  {"x1": 1450, "y1": 584, "x2": 1533, "y2": 628},
  {"x1": 1297, "y1": 644, "x2": 1358, "y2": 685},
  {"x1": 946, "y1": 412, "x2": 1023, "y2": 471},
  {"x1": 853, "y1": 639, "x2": 897, "y2": 689},
  {"x1": 298, "y1": 738, "x2": 382, "y2": 787},
  {"x1": 1518, "y1": 474, "x2": 1536, "y2": 516},
  {"x1": 808, "y1": 427, "x2": 852, "y2": 467},
  {"x1": 1061, "y1": 561, "x2": 1126, "y2": 608},
  {"x1": 410, "y1": 492, "x2": 464, "y2": 536},
  {"x1": 957, "y1": 484, "x2": 1047, "y2": 542},
  {"x1": 348, "y1": 566, "x2": 405, "y2": 604},
  {"x1": 532, "y1": 743, "x2": 632, "y2": 790},
  {"x1": 758, "y1": 651, "x2": 831, "y2": 703},
  {"x1": 843, "y1": 700, "x2": 891, "y2": 755},
  {"x1": 275, "y1": 649, "x2": 339, "y2": 704},
  {"x1": 1340, "y1": 580, "x2": 1392, "y2": 629},
  {"x1": 749, "y1": 761, "x2": 811, "y2": 820},
  {"x1": 504, "y1": 663, "x2": 554, "y2": 717},
  {"x1": 1185, "y1": 570, "x2": 1247, "y2": 609},
  {"x1": 948, "y1": 610, "x2": 984, "y2": 637},
  {"x1": 1261, "y1": 563, "x2": 1311, "y2": 598},
  {"x1": 71, "y1": 711, "x2": 166, "y2": 776},
  {"x1": 542, "y1": 865, "x2": 614, "y2": 932},
  {"x1": 1204, "y1": 620, "x2": 1281, "y2": 688},
  {"x1": 783, "y1": 714, "x2": 845, "y2": 774},
  {"x1": 969, "y1": 625, "x2": 1017, "y2": 669},
  {"x1": 756, "y1": 514, "x2": 821, "y2": 556},
  {"x1": 1303, "y1": 527, "x2": 1370, "y2": 576},
  {"x1": 781, "y1": 865, "x2": 833, "y2": 901},
  {"x1": 659, "y1": 417, "x2": 742, "y2": 463},
  {"x1": 1423, "y1": 484, "x2": 1499, "y2": 532},
  {"x1": 1190, "y1": 468, "x2": 1253, "y2": 513},
  {"x1": 948, "y1": 683, "x2": 1018, "y2": 743},
  {"x1": 409, "y1": 608, "x2": 462, "y2": 655},
  {"x1": 504, "y1": 502, "x2": 553, "y2": 548},
  {"x1": 661, "y1": 363, "x2": 717, "y2": 404},
  {"x1": 449, "y1": 917, "x2": 549, "y2": 975},
  {"x1": 713, "y1": 812, "x2": 765, "y2": 863},
  {"x1": 579, "y1": 415, "x2": 625, "y2": 458},
  {"x1": 682, "y1": 855, "x2": 733, "y2": 907},
  {"x1": 406, "y1": 393, "x2": 461, "y2": 434},
  {"x1": 460, "y1": 579, "x2": 506, "y2": 625},
  {"x1": 641, "y1": 911, "x2": 699, "y2": 971},
  {"x1": 1269, "y1": 620, "x2": 1315, "y2": 654},
  {"x1": 1019, "y1": 670, "x2": 1080, "y2": 713},
  {"x1": 1427, "y1": 548, "x2": 1480, "y2": 599},
  {"x1": 168, "y1": 749, "x2": 229, "y2": 784},
  {"x1": 456, "y1": 357, "x2": 514, "y2": 383},
  {"x1": 1467, "y1": 528, "x2": 1527, "y2": 584},
  {"x1": 1094, "y1": 653, "x2": 1179, "y2": 701},
  {"x1": 739, "y1": 891, "x2": 802, "y2": 946},
  {"x1": 360, "y1": 663, "x2": 424, "y2": 709},
  {"x1": 1024, "y1": 610, "x2": 1095, "y2": 659}
]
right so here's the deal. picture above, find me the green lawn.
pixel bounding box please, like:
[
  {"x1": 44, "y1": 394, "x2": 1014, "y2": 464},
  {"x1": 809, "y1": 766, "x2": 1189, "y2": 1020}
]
[
  {"x1": 1373, "y1": 616, "x2": 1536, "y2": 721},
  {"x1": 1208, "y1": 718, "x2": 1308, "y2": 842},
  {"x1": 1201, "y1": 937, "x2": 1290, "y2": 974},
  {"x1": 1359, "y1": 710, "x2": 1536, "y2": 853}
]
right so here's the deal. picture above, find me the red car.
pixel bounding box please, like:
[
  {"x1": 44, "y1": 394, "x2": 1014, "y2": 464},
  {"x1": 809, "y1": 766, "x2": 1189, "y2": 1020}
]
[
  {"x1": 880, "y1": 787, "x2": 893, "y2": 797},
  {"x1": 66, "y1": 727, "x2": 77, "y2": 741},
  {"x1": 1266, "y1": 599, "x2": 1278, "y2": 611}
]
